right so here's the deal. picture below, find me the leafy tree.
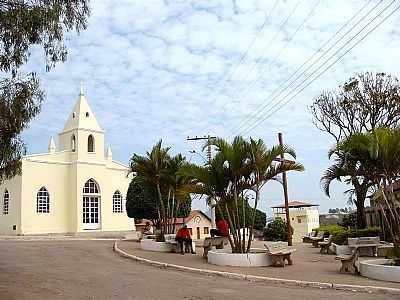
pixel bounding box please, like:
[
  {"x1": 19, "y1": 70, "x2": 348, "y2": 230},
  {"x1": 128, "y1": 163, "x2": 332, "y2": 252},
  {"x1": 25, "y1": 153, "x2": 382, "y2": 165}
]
[
  {"x1": 263, "y1": 218, "x2": 287, "y2": 242},
  {"x1": 126, "y1": 176, "x2": 192, "y2": 229},
  {"x1": 0, "y1": 1, "x2": 90, "y2": 183},
  {"x1": 312, "y1": 72, "x2": 400, "y2": 229}
]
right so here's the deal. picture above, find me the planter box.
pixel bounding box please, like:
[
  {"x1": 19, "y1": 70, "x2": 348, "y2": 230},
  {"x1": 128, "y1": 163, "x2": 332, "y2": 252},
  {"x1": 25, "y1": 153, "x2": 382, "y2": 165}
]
[
  {"x1": 360, "y1": 259, "x2": 400, "y2": 283},
  {"x1": 331, "y1": 243, "x2": 351, "y2": 255},
  {"x1": 140, "y1": 239, "x2": 172, "y2": 252},
  {"x1": 207, "y1": 248, "x2": 272, "y2": 267}
]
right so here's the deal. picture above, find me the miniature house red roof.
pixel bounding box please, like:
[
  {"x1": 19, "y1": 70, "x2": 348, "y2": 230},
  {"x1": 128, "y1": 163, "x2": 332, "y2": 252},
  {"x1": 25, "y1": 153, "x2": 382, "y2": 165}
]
[{"x1": 271, "y1": 200, "x2": 319, "y2": 209}]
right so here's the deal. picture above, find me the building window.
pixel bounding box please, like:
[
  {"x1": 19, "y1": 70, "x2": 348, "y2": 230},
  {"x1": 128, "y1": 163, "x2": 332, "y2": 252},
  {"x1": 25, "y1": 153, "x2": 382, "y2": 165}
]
[
  {"x1": 3, "y1": 190, "x2": 9, "y2": 215},
  {"x1": 37, "y1": 187, "x2": 50, "y2": 213},
  {"x1": 71, "y1": 134, "x2": 76, "y2": 152},
  {"x1": 298, "y1": 218, "x2": 302, "y2": 223},
  {"x1": 85, "y1": 112, "x2": 89, "y2": 117},
  {"x1": 88, "y1": 135, "x2": 94, "y2": 152},
  {"x1": 204, "y1": 227, "x2": 209, "y2": 234},
  {"x1": 83, "y1": 178, "x2": 99, "y2": 194},
  {"x1": 113, "y1": 191, "x2": 123, "y2": 213}
]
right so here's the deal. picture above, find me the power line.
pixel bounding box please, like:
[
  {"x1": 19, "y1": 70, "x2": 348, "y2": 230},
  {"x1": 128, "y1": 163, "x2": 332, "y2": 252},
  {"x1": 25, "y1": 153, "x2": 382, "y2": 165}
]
[
  {"x1": 199, "y1": 0, "x2": 300, "y2": 133},
  {"x1": 229, "y1": 0, "x2": 383, "y2": 137},
  {"x1": 221, "y1": 0, "x2": 320, "y2": 122},
  {"x1": 197, "y1": 0, "x2": 280, "y2": 133},
  {"x1": 238, "y1": 0, "x2": 399, "y2": 137}
]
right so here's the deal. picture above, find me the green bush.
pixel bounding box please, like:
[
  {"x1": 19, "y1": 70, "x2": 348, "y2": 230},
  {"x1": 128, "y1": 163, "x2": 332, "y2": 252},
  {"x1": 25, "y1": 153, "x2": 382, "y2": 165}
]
[
  {"x1": 263, "y1": 218, "x2": 287, "y2": 241},
  {"x1": 314, "y1": 225, "x2": 381, "y2": 245}
]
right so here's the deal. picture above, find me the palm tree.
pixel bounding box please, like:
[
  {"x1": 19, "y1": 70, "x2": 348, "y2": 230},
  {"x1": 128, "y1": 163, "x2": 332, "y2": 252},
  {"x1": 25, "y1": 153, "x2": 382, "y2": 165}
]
[
  {"x1": 340, "y1": 128, "x2": 400, "y2": 253},
  {"x1": 182, "y1": 136, "x2": 304, "y2": 253},
  {"x1": 246, "y1": 138, "x2": 304, "y2": 251},
  {"x1": 321, "y1": 146, "x2": 374, "y2": 228},
  {"x1": 130, "y1": 140, "x2": 171, "y2": 239}
]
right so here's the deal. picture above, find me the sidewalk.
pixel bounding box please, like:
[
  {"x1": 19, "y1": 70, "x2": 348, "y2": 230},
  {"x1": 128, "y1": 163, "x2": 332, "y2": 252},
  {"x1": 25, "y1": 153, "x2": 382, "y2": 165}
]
[
  {"x1": 0, "y1": 230, "x2": 132, "y2": 241},
  {"x1": 118, "y1": 239, "x2": 400, "y2": 289}
]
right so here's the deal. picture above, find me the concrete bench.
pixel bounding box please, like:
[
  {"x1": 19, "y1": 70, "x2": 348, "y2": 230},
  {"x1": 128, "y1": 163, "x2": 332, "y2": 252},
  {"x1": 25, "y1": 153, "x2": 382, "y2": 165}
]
[
  {"x1": 264, "y1": 242, "x2": 296, "y2": 267},
  {"x1": 348, "y1": 237, "x2": 380, "y2": 257},
  {"x1": 318, "y1": 235, "x2": 332, "y2": 254},
  {"x1": 335, "y1": 249, "x2": 359, "y2": 273},
  {"x1": 310, "y1": 231, "x2": 325, "y2": 248},
  {"x1": 202, "y1": 237, "x2": 229, "y2": 258},
  {"x1": 164, "y1": 234, "x2": 195, "y2": 253},
  {"x1": 302, "y1": 230, "x2": 317, "y2": 243}
]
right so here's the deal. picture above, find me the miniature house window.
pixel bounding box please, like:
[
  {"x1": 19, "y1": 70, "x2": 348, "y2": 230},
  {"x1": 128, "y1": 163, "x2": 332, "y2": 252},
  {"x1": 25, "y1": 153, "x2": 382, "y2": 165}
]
[
  {"x1": 113, "y1": 190, "x2": 123, "y2": 213},
  {"x1": 88, "y1": 135, "x2": 94, "y2": 152},
  {"x1": 85, "y1": 112, "x2": 89, "y2": 117},
  {"x1": 83, "y1": 178, "x2": 99, "y2": 194},
  {"x1": 37, "y1": 187, "x2": 50, "y2": 213},
  {"x1": 72, "y1": 112, "x2": 76, "y2": 118},
  {"x1": 71, "y1": 134, "x2": 76, "y2": 152},
  {"x1": 3, "y1": 190, "x2": 9, "y2": 215}
]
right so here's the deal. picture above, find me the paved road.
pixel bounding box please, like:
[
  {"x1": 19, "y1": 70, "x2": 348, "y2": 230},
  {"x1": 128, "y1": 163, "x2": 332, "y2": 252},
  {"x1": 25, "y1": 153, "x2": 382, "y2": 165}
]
[{"x1": 0, "y1": 240, "x2": 396, "y2": 300}]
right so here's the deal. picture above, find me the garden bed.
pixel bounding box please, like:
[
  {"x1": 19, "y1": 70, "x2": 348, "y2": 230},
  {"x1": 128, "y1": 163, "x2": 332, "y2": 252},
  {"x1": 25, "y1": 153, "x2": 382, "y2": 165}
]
[
  {"x1": 207, "y1": 248, "x2": 272, "y2": 267},
  {"x1": 359, "y1": 259, "x2": 400, "y2": 283}
]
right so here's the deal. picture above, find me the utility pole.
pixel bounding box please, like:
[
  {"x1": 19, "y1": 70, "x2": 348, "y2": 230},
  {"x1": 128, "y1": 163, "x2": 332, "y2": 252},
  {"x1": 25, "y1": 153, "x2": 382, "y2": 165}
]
[
  {"x1": 187, "y1": 135, "x2": 216, "y2": 228},
  {"x1": 278, "y1": 132, "x2": 293, "y2": 247}
]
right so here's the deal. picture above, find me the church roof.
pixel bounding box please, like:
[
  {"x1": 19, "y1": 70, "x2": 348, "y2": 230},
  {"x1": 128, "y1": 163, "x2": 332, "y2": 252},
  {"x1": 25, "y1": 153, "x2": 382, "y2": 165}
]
[
  {"x1": 62, "y1": 85, "x2": 103, "y2": 133},
  {"x1": 271, "y1": 200, "x2": 319, "y2": 209}
]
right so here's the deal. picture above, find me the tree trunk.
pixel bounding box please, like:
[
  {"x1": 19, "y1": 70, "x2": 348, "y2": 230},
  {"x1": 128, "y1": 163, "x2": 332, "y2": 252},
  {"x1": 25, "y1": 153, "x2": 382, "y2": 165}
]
[
  {"x1": 247, "y1": 183, "x2": 260, "y2": 252},
  {"x1": 354, "y1": 186, "x2": 368, "y2": 229}
]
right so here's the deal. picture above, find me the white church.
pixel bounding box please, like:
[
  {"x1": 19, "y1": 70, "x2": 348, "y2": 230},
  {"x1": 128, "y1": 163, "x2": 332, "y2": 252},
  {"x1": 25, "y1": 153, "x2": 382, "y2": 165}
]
[{"x1": 0, "y1": 87, "x2": 135, "y2": 235}]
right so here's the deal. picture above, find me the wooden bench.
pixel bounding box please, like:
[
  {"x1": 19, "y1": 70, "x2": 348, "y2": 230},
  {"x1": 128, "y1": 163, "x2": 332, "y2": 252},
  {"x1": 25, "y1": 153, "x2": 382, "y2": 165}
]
[
  {"x1": 302, "y1": 230, "x2": 317, "y2": 243},
  {"x1": 318, "y1": 235, "x2": 332, "y2": 254},
  {"x1": 335, "y1": 249, "x2": 359, "y2": 273},
  {"x1": 264, "y1": 242, "x2": 296, "y2": 267},
  {"x1": 310, "y1": 231, "x2": 325, "y2": 248},
  {"x1": 202, "y1": 237, "x2": 229, "y2": 258}
]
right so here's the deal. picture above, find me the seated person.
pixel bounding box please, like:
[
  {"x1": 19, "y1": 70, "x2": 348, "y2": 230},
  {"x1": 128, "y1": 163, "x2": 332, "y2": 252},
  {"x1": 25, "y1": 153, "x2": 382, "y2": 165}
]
[
  {"x1": 175, "y1": 224, "x2": 195, "y2": 255},
  {"x1": 143, "y1": 221, "x2": 154, "y2": 235},
  {"x1": 210, "y1": 218, "x2": 229, "y2": 237}
]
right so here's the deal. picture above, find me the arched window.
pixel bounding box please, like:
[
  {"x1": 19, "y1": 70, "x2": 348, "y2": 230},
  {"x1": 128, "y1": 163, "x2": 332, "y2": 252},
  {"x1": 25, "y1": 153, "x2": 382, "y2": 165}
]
[
  {"x1": 83, "y1": 178, "x2": 99, "y2": 194},
  {"x1": 71, "y1": 134, "x2": 76, "y2": 152},
  {"x1": 37, "y1": 187, "x2": 49, "y2": 213},
  {"x1": 113, "y1": 191, "x2": 123, "y2": 213},
  {"x1": 88, "y1": 135, "x2": 94, "y2": 153},
  {"x1": 3, "y1": 190, "x2": 9, "y2": 215}
]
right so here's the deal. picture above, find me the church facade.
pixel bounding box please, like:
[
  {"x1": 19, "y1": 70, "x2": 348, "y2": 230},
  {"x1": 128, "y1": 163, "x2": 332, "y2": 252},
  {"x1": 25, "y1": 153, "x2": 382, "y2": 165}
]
[{"x1": 0, "y1": 88, "x2": 135, "y2": 235}]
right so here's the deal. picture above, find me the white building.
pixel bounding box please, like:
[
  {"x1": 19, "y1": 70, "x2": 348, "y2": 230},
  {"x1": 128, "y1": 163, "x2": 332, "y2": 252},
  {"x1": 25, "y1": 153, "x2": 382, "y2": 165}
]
[
  {"x1": 0, "y1": 87, "x2": 135, "y2": 235},
  {"x1": 272, "y1": 200, "x2": 319, "y2": 242}
]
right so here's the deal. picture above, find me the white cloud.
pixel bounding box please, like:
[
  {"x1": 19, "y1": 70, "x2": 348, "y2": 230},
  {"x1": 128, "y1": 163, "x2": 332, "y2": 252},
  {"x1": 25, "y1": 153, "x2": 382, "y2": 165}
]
[{"x1": 20, "y1": 0, "x2": 400, "y2": 214}]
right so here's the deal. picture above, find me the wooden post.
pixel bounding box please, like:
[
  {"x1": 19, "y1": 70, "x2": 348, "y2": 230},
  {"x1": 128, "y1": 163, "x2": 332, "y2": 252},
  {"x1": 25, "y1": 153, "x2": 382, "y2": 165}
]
[{"x1": 278, "y1": 132, "x2": 293, "y2": 246}]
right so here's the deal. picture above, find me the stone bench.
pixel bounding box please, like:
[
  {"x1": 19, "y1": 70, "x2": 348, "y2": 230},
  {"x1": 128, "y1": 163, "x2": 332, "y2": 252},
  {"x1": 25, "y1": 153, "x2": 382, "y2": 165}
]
[
  {"x1": 264, "y1": 242, "x2": 296, "y2": 267},
  {"x1": 310, "y1": 231, "x2": 325, "y2": 248},
  {"x1": 318, "y1": 235, "x2": 332, "y2": 254},
  {"x1": 202, "y1": 237, "x2": 229, "y2": 258},
  {"x1": 335, "y1": 249, "x2": 359, "y2": 273}
]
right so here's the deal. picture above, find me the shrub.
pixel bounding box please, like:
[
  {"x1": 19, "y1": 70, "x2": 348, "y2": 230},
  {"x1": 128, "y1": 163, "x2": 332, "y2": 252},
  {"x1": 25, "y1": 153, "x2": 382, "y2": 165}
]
[
  {"x1": 263, "y1": 218, "x2": 287, "y2": 241},
  {"x1": 314, "y1": 225, "x2": 381, "y2": 245}
]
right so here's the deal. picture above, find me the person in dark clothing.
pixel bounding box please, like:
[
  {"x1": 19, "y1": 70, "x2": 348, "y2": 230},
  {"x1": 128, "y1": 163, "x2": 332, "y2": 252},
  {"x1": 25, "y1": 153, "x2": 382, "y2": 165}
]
[
  {"x1": 210, "y1": 218, "x2": 229, "y2": 237},
  {"x1": 175, "y1": 224, "x2": 195, "y2": 255}
]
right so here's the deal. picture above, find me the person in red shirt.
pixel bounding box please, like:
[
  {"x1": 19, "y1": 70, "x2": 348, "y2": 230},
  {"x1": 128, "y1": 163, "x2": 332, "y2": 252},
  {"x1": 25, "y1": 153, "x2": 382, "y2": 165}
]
[
  {"x1": 175, "y1": 224, "x2": 195, "y2": 255},
  {"x1": 210, "y1": 218, "x2": 229, "y2": 237}
]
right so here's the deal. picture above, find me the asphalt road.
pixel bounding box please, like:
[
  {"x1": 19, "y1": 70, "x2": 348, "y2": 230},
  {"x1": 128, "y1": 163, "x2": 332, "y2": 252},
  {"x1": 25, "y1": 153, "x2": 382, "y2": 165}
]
[{"x1": 0, "y1": 240, "x2": 396, "y2": 300}]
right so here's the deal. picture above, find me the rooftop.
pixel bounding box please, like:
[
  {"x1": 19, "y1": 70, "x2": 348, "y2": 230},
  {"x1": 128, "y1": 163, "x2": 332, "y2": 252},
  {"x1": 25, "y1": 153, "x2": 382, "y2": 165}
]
[{"x1": 271, "y1": 200, "x2": 319, "y2": 209}]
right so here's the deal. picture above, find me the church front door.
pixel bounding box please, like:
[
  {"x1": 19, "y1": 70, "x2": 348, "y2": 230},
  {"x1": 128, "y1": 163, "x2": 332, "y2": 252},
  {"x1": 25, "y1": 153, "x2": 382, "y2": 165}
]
[{"x1": 83, "y1": 196, "x2": 101, "y2": 230}]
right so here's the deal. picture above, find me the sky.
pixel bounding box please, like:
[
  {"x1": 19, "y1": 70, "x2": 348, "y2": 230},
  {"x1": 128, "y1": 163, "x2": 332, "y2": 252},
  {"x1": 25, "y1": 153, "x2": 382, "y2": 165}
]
[{"x1": 21, "y1": 0, "x2": 400, "y2": 216}]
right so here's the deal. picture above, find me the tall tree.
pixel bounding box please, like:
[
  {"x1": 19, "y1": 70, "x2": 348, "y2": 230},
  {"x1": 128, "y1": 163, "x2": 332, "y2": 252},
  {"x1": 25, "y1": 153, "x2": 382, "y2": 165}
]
[
  {"x1": 0, "y1": 0, "x2": 90, "y2": 183},
  {"x1": 311, "y1": 72, "x2": 400, "y2": 228},
  {"x1": 181, "y1": 136, "x2": 304, "y2": 253},
  {"x1": 340, "y1": 128, "x2": 400, "y2": 254}
]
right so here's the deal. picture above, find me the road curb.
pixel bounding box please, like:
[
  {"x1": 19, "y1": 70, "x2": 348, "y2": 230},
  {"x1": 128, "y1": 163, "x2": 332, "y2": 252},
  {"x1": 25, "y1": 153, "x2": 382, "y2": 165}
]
[{"x1": 113, "y1": 240, "x2": 400, "y2": 296}]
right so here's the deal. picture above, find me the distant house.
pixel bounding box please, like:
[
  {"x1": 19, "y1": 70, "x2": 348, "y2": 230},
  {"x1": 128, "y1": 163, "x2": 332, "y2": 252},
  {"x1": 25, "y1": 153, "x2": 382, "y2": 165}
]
[
  {"x1": 271, "y1": 201, "x2": 319, "y2": 242},
  {"x1": 136, "y1": 210, "x2": 212, "y2": 240},
  {"x1": 319, "y1": 213, "x2": 344, "y2": 226}
]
